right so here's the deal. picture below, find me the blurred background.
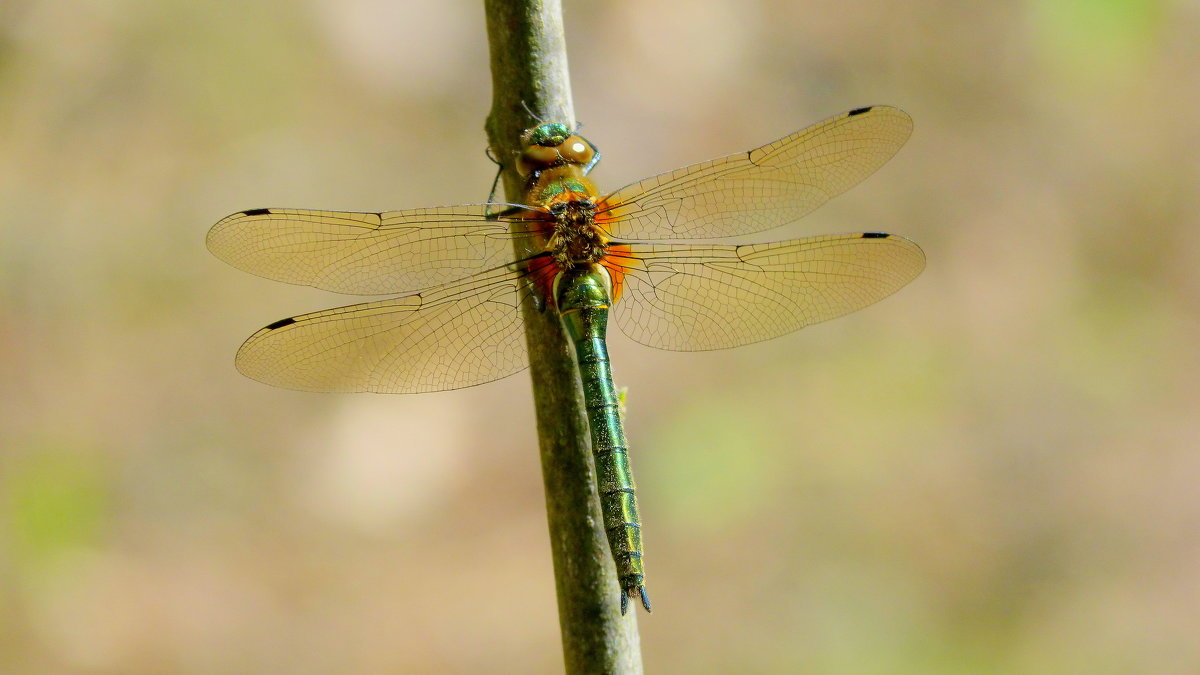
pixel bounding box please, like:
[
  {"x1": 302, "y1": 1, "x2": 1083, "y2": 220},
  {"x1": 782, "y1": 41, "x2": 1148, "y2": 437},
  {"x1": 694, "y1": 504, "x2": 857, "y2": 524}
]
[{"x1": 3, "y1": 0, "x2": 1198, "y2": 672}]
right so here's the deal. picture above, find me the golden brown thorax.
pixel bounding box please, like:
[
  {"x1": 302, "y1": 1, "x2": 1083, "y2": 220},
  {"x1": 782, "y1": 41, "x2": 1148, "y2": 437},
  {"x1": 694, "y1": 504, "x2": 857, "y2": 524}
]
[{"x1": 516, "y1": 131, "x2": 608, "y2": 268}]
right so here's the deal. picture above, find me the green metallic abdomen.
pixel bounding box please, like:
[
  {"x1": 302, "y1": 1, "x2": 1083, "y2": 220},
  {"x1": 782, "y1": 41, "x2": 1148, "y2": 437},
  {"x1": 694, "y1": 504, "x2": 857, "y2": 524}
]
[{"x1": 554, "y1": 264, "x2": 651, "y2": 614}]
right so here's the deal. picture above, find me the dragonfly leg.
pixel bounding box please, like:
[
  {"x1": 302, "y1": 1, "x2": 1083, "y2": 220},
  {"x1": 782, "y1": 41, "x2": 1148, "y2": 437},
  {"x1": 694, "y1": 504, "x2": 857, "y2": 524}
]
[{"x1": 483, "y1": 146, "x2": 505, "y2": 216}]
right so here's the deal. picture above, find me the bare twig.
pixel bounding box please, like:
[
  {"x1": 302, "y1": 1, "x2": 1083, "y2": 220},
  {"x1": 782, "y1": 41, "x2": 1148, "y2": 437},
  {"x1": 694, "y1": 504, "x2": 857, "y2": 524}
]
[{"x1": 483, "y1": 1, "x2": 644, "y2": 672}]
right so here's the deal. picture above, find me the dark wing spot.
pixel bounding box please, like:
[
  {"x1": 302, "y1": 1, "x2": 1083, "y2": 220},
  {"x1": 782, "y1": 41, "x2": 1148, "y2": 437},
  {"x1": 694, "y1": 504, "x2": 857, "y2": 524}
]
[
  {"x1": 861, "y1": 232, "x2": 890, "y2": 239},
  {"x1": 242, "y1": 208, "x2": 271, "y2": 216},
  {"x1": 265, "y1": 317, "x2": 296, "y2": 330},
  {"x1": 848, "y1": 106, "x2": 873, "y2": 117}
]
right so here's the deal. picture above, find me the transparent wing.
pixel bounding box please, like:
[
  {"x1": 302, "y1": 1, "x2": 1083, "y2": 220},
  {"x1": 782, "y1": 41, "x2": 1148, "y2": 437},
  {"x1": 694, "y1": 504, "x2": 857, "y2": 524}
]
[
  {"x1": 607, "y1": 233, "x2": 925, "y2": 351},
  {"x1": 598, "y1": 106, "x2": 912, "y2": 240},
  {"x1": 207, "y1": 206, "x2": 537, "y2": 295},
  {"x1": 234, "y1": 265, "x2": 533, "y2": 393}
]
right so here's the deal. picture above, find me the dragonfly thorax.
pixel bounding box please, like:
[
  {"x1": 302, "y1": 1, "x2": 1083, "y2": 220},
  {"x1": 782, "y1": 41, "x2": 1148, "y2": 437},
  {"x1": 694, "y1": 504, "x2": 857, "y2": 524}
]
[{"x1": 547, "y1": 199, "x2": 607, "y2": 267}]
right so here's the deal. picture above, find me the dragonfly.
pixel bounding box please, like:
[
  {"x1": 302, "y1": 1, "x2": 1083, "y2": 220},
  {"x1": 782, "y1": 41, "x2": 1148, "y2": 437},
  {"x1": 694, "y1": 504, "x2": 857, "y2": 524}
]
[{"x1": 207, "y1": 105, "x2": 925, "y2": 614}]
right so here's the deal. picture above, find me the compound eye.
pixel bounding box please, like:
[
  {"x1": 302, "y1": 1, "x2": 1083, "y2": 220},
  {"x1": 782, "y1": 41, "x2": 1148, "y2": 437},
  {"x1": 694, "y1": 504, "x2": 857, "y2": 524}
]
[
  {"x1": 558, "y1": 135, "x2": 595, "y2": 166},
  {"x1": 516, "y1": 144, "x2": 560, "y2": 176}
]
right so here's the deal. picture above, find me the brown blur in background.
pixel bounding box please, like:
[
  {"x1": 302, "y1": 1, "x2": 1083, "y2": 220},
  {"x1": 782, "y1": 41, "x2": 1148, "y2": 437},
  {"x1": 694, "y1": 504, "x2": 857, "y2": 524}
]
[{"x1": 3, "y1": 1, "x2": 1199, "y2": 672}]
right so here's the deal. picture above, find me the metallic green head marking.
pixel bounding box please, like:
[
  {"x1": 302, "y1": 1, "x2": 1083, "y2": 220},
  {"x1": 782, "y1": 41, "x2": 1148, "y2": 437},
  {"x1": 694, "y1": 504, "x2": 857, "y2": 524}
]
[
  {"x1": 529, "y1": 123, "x2": 572, "y2": 147},
  {"x1": 540, "y1": 178, "x2": 589, "y2": 201}
]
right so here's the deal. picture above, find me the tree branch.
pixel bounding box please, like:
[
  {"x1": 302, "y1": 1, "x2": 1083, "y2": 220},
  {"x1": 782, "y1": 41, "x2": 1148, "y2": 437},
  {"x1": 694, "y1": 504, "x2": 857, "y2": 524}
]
[{"x1": 483, "y1": 1, "x2": 644, "y2": 672}]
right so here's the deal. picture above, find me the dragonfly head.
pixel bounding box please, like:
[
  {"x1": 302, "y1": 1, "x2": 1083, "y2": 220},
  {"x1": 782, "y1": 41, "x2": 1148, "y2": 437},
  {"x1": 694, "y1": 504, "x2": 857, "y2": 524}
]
[{"x1": 517, "y1": 123, "x2": 597, "y2": 178}]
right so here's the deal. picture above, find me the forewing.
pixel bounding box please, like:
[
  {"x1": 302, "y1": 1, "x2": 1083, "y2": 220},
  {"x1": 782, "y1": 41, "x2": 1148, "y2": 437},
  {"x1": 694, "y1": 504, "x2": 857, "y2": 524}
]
[
  {"x1": 234, "y1": 266, "x2": 531, "y2": 393},
  {"x1": 599, "y1": 106, "x2": 912, "y2": 240},
  {"x1": 207, "y1": 206, "x2": 534, "y2": 295},
  {"x1": 608, "y1": 233, "x2": 925, "y2": 351}
]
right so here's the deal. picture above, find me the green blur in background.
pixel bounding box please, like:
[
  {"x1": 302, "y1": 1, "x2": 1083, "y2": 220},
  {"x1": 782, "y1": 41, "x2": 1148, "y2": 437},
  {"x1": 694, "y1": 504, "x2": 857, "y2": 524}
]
[{"x1": 2, "y1": 0, "x2": 1198, "y2": 672}]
